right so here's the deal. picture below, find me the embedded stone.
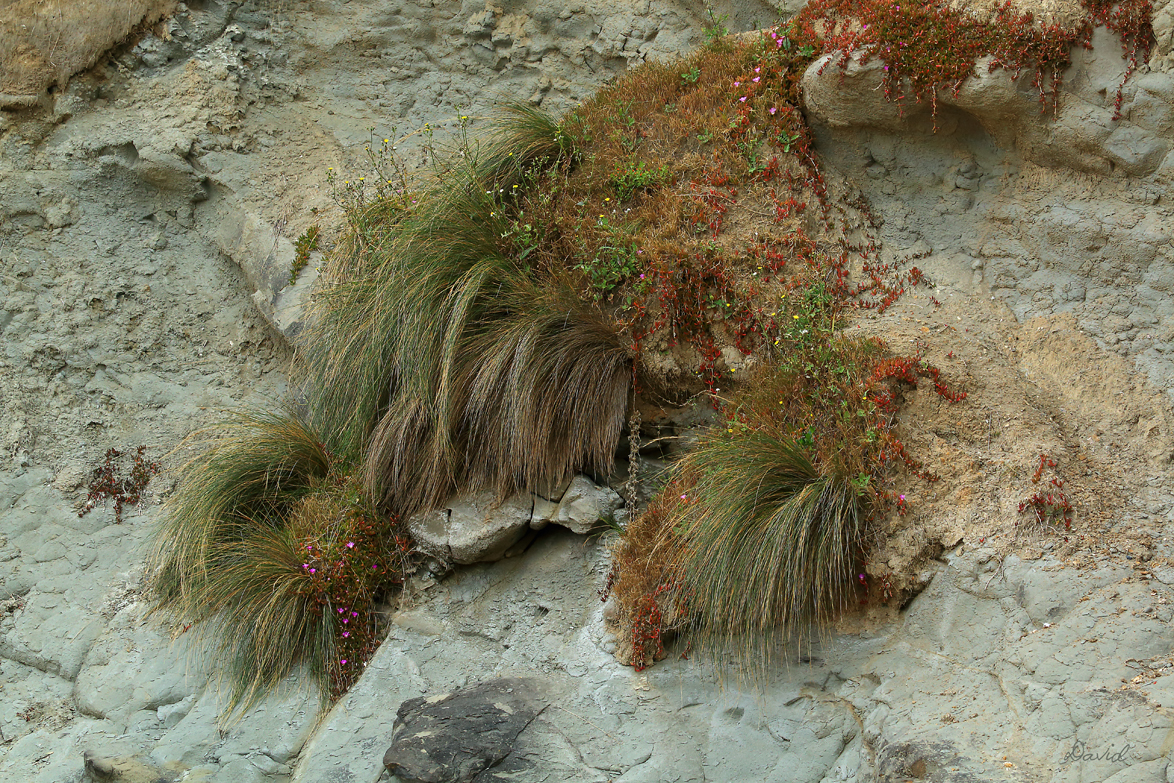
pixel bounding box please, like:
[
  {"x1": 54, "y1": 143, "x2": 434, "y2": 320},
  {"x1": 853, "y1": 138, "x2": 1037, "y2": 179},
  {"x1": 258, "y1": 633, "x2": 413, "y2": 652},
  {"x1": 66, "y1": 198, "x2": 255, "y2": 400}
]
[
  {"x1": 553, "y1": 475, "x2": 623, "y2": 535},
  {"x1": 382, "y1": 678, "x2": 546, "y2": 783}
]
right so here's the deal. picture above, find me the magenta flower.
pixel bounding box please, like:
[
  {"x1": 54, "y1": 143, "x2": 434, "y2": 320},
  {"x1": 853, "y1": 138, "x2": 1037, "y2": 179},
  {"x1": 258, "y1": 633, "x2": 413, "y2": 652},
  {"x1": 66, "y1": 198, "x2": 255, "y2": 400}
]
[
  {"x1": 309, "y1": 568, "x2": 316, "y2": 574},
  {"x1": 342, "y1": 631, "x2": 350, "y2": 638},
  {"x1": 739, "y1": 96, "x2": 747, "y2": 102},
  {"x1": 341, "y1": 659, "x2": 347, "y2": 665},
  {"x1": 769, "y1": 107, "x2": 778, "y2": 115},
  {"x1": 346, "y1": 541, "x2": 355, "y2": 548},
  {"x1": 734, "y1": 81, "x2": 741, "y2": 86}
]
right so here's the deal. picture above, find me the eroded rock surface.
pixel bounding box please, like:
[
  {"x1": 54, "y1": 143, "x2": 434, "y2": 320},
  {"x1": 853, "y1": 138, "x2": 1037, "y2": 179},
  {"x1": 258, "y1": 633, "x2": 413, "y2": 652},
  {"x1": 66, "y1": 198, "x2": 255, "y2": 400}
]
[
  {"x1": 290, "y1": 527, "x2": 1174, "y2": 783},
  {"x1": 802, "y1": 27, "x2": 1173, "y2": 177}
]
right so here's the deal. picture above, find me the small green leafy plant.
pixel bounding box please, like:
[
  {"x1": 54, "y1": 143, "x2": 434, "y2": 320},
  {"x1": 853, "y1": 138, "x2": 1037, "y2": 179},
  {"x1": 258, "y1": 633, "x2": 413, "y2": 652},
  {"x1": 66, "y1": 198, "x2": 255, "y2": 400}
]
[
  {"x1": 610, "y1": 160, "x2": 670, "y2": 201},
  {"x1": 577, "y1": 215, "x2": 643, "y2": 297},
  {"x1": 703, "y1": 3, "x2": 730, "y2": 45},
  {"x1": 503, "y1": 213, "x2": 543, "y2": 263},
  {"x1": 289, "y1": 224, "x2": 320, "y2": 287}
]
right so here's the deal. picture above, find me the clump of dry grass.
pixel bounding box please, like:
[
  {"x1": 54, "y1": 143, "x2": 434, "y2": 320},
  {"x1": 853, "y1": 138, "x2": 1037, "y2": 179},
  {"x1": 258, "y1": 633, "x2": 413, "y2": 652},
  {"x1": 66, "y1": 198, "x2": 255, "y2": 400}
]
[
  {"x1": 364, "y1": 279, "x2": 632, "y2": 515},
  {"x1": 656, "y1": 432, "x2": 866, "y2": 664},
  {"x1": 609, "y1": 282, "x2": 879, "y2": 669},
  {"x1": 0, "y1": 0, "x2": 175, "y2": 105},
  {"x1": 147, "y1": 104, "x2": 634, "y2": 711}
]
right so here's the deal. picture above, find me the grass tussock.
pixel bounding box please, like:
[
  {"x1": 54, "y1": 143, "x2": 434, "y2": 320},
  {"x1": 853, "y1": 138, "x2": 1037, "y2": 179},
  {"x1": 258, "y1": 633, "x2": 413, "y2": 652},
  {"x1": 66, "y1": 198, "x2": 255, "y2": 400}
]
[
  {"x1": 300, "y1": 103, "x2": 633, "y2": 519},
  {"x1": 365, "y1": 280, "x2": 631, "y2": 513},
  {"x1": 0, "y1": 0, "x2": 175, "y2": 103},
  {"x1": 192, "y1": 483, "x2": 411, "y2": 711},
  {"x1": 467, "y1": 100, "x2": 573, "y2": 188},
  {"x1": 148, "y1": 408, "x2": 410, "y2": 713},
  {"x1": 149, "y1": 103, "x2": 639, "y2": 711},
  {"x1": 148, "y1": 407, "x2": 332, "y2": 609},
  {"x1": 661, "y1": 431, "x2": 865, "y2": 662}
]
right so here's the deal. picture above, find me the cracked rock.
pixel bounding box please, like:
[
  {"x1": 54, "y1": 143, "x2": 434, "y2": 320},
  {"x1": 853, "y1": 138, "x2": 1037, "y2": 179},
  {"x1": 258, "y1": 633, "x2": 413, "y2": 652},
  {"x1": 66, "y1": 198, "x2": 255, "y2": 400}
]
[{"x1": 382, "y1": 677, "x2": 547, "y2": 783}]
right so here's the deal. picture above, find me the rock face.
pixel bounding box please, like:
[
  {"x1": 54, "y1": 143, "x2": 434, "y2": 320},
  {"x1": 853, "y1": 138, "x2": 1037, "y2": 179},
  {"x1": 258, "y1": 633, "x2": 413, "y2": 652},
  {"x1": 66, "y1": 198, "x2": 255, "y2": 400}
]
[
  {"x1": 382, "y1": 678, "x2": 547, "y2": 783},
  {"x1": 0, "y1": 0, "x2": 177, "y2": 108},
  {"x1": 551, "y1": 475, "x2": 624, "y2": 535},
  {"x1": 798, "y1": 15, "x2": 1174, "y2": 414},
  {"x1": 2, "y1": 1, "x2": 782, "y2": 777},
  {"x1": 1, "y1": 1, "x2": 1174, "y2": 782}
]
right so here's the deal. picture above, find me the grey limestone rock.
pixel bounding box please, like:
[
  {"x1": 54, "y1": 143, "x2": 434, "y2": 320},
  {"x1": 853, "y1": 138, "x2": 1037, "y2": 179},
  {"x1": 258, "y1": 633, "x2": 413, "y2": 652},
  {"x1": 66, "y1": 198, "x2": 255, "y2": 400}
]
[
  {"x1": 409, "y1": 492, "x2": 534, "y2": 565},
  {"x1": 800, "y1": 53, "x2": 912, "y2": 132},
  {"x1": 553, "y1": 475, "x2": 623, "y2": 534},
  {"x1": 411, "y1": 476, "x2": 623, "y2": 562},
  {"x1": 82, "y1": 750, "x2": 177, "y2": 783},
  {"x1": 1155, "y1": 0, "x2": 1174, "y2": 65}
]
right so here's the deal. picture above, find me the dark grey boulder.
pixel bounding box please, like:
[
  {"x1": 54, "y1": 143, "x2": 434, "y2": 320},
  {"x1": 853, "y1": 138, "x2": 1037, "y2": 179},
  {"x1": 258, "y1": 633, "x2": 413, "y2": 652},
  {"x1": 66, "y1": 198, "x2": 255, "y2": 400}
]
[{"x1": 382, "y1": 677, "x2": 547, "y2": 783}]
